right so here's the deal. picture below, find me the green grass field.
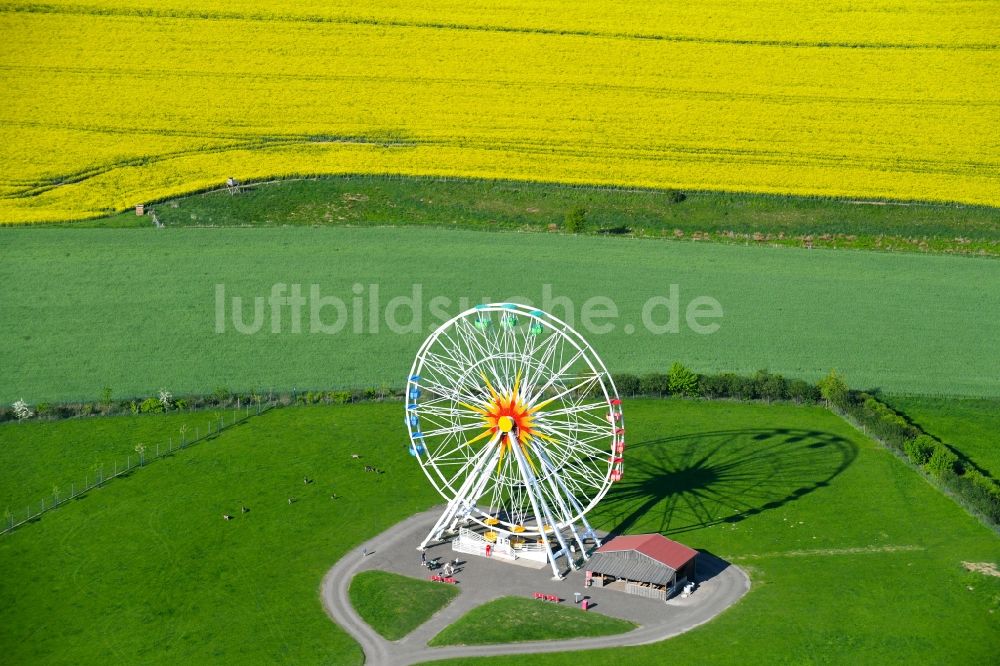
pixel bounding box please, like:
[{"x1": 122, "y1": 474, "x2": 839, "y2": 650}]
[
  {"x1": 0, "y1": 400, "x2": 997, "y2": 664},
  {"x1": 887, "y1": 395, "x2": 1000, "y2": 481},
  {"x1": 75, "y1": 176, "x2": 1000, "y2": 256},
  {"x1": 349, "y1": 571, "x2": 459, "y2": 640},
  {"x1": 0, "y1": 410, "x2": 216, "y2": 512},
  {"x1": 427, "y1": 597, "x2": 635, "y2": 646},
  {"x1": 3, "y1": 226, "x2": 999, "y2": 404}
]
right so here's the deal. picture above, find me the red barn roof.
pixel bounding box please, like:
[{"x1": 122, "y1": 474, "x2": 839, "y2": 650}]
[{"x1": 596, "y1": 534, "x2": 698, "y2": 570}]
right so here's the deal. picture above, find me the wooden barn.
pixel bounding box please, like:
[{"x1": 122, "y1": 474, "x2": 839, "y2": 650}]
[{"x1": 584, "y1": 534, "x2": 698, "y2": 602}]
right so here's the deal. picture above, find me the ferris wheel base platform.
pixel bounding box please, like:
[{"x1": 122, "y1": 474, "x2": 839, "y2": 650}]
[{"x1": 451, "y1": 526, "x2": 584, "y2": 574}]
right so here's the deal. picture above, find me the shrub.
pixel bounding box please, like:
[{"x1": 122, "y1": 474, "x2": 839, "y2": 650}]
[
  {"x1": 904, "y1": 435, "x2": 936, "y2": 465},
  {"x1": 213, "y1": 386, "x2": 231, "y2": 403},
  {"x1": 563, "y1": 206, "x2": 587, "y2": 233},
  {"x1": 138, "y1": 397, "x2": 162, "y2": 414},
  {"x1": 639, "y1": 373, "x2": 670, "y2": 396},
  {"x1": 818, "y1": 369, "x2": 849, "y2": 409},
  {"x1": 730, "y1": 375, "x2": 757, "y2": 400},
  {"x1": 926, "y1": 445, "x2": 960, "y2": 478},
  {"x1": 698, "y1": 373, "x2": 731, "y2": 399},
  {"x1": 666, "y1": 190, "x2": 687, "y2": 204},
  {"x1": 754, "y1": 370, "x2": 786, "y2": 402},
  {"x1": 667, "y1": 362, "x2": 699, "y2": 397},
  {"x1": 612, "y1": 373, "x2": 641, "y2": 397},
  {"x1": 331, "y1": 391, "x2": 352, "y2": 404},
  {"x1": 787, "y1": 379, "x2": 820, "y2": 403}
]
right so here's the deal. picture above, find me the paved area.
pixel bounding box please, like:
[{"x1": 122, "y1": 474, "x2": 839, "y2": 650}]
[{"x1": 320, "y1": 507, "x2": 750, "y2": 665}]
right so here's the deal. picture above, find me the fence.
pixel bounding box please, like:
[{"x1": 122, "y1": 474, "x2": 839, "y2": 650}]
[
  {"x1": 625, "y1": 581, "x2": 667, "y2": 601},
  {"x1": 1, "y1": 401, "x2": 274, "y2": 536}
]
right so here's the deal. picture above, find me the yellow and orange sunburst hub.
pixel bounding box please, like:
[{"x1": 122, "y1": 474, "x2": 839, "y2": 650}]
[{"x1": 459, "y1": 371, "x2": 555, "y2": 471}]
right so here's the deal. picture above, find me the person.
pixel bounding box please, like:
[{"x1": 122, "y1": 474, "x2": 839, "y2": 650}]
[
  {"x1": 485, "y1": 544, "x2": 492, "y2": 558},
  {"x1": 421, "y1": 551, "x2": 427, "y2": 566},
  {"x1": 362, "y1": 546, "x2": 368, "y2": 557}
]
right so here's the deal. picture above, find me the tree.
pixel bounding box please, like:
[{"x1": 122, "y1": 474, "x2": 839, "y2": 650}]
[
  {"x1": 926, "y1": 446, "x2": 959, "y2": 479},
  {"x1": 12, "y1": 399, "x2": 33, "y2": 422},
  {"x1": 904, "y1": 435, "x2": 935, "y2": 465},
  {"x1": 817, "y1": 369, "x2": 848, "y2": 408},
  {"x1": 158, "y1": 388, "x2": 173, "y2": 411},
  {"x1": 135, "y1": 442, "x2": 147, "y2": 466},
  {"x1": 754, "y1": 370, "x2": 787, "y2": 402},
  {"x1": 563, "y1": 206, "x2": 587, "y2": 233},
  {"x1": 667, "y1": 362, "x2": 699, "y2": 397}
]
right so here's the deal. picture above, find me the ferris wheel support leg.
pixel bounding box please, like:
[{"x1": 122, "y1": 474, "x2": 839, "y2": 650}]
[
  {"x1": 419, "y1": 442, "x2": 500, "y2": 549},
  {"x1": 533, "y1": 446, "x2": 590, "y2": 562},
  {"x1": 508, "y1": 434, "x2": 568, "y2": 578}
]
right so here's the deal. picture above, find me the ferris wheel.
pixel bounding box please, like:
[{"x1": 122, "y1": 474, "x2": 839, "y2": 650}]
[{"x1": 405, "y1": 303, "x2": 625, "y2": 577}]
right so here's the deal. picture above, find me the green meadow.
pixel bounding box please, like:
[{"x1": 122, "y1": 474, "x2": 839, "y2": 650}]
[
  {"x1": 3, "y1": 226, "x2": 999, "y2": 404},
  {"x1": 1, "y1": 400, "x2": 997, "y2": 664}
]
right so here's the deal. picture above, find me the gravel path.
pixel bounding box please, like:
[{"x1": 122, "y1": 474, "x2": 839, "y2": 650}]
[{"x1": 320, "y1": 507, "x2": 750, "y2": 665}]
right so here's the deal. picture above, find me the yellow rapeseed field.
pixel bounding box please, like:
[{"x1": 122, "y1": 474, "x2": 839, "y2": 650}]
[{"x1": 0, "y1": 1, "x2": 998, "y2": 222}]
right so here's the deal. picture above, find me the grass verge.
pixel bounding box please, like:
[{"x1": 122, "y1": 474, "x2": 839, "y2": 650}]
[
  {"x1": 428, "y1": 597, "x2": 635, "y2": 646},
  {"x1": 349, "y1": 570, "x2": 459, "y2": 640},
  {"x1": 70, "y1": 176, "x2": 1000, "y2": 256}
]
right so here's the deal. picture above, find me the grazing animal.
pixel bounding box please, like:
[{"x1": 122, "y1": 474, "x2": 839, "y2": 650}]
[
  {"x1": 241, "y1": 505, "x2": 249, "y2": 514},
  {"x1": 287, "y1": 497, "x2": 295, "y2": 504},
  {"x1": 351, "y1": 454, "x2": 361, "y2": 459},
  {"x1": 223, "y1": 514, "x2": 233, "y2": 521}
]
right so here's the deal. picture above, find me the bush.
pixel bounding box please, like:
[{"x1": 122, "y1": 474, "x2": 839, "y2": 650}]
[
  {"x1": 754, "y1": 370, "x2": 786, "y2": 402},
  {"x1": 904, "y1": 435, "x2": 936, "y2": 465},
  {"x1": 563, "y1": 206, "x2": 587, "y2": 233},
  {"x1": 730, "y1": 374, "x2": 757, "y2": 400},
  {"x1": 667, "y1": 362, "x2": 699, "y2": 397},
  {"x1": 639, "y1": 373, "x2": 670, "y2": 396},
  {"x1": 818, "y1": 369, "x2": 849, "y2": 409},
  {"x1": 698, "y1": 373, "x2": 731, "y2": 398},
  {"x1": 787, "y1": 379, "x2": 820, "y2": 403},
  {"x1": 612, "y1": 373, "x2": 641, "y2": 397},
  {"x1": 903, "y1": 435, "x2": 937, "y2": 465},
  {"x1": 926, "y1": 445, "x2": 960, "y2": 478},
  {"x1": 666, "y1": 190, "x2": 687, "y2": 204},
  {"x1": 138, "y1": 397, "x2": 162, "y2": 414}
]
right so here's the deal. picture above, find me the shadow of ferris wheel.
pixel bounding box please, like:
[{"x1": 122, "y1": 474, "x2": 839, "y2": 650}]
[{"x1": 592, "y1": 427, "x2": 858, "y2": 538}]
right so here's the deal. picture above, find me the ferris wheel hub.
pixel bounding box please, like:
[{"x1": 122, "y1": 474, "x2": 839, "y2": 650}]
[{"x1": 497, "y1": 416, "x2": 515, "y2": 433}]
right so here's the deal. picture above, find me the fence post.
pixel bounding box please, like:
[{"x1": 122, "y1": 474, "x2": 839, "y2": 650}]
[{"x1": 114, "y1": 460, "x2": 117, "y2": 476}]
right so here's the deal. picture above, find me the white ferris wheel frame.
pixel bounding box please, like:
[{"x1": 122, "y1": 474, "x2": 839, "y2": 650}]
[{"x1": 404, "y1": 303, "x2": 625, "y2": 577}]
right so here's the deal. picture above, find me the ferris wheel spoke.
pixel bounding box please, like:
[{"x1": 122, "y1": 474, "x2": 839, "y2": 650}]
[
  {"x1": 527, "y1": 362, "x2": 596, "y2": 407},
  {"x1": 516, "y1": 326, "x2": 560, "y2": 389},
  {"x1": 533, "y1": 401, "x2": 608, "y2": 420},
  {"x1": 420, "y1": 421, "x2": 493, "y2": 439}
]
